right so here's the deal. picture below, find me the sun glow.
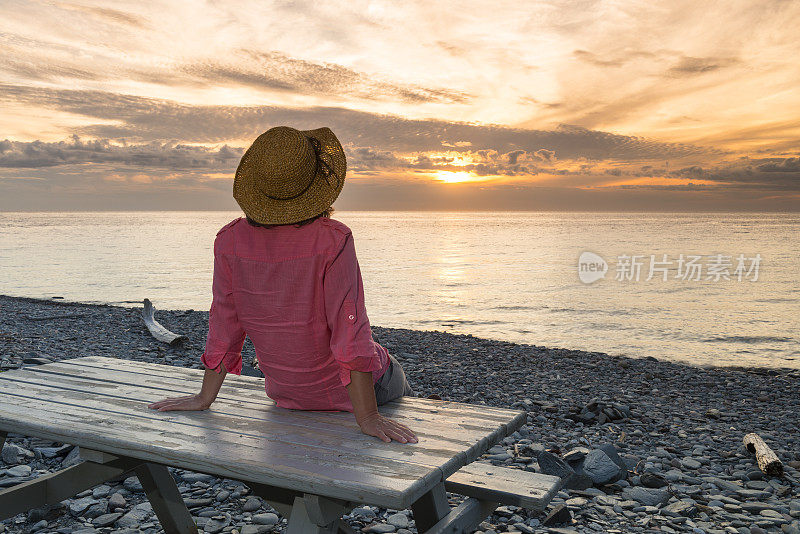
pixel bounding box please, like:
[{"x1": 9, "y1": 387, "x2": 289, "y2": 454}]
[{"x1": 432, "y1": 170, "x2": 483, "y2": 184}]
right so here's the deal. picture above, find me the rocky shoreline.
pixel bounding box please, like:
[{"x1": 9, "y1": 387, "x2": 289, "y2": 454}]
[{"x1": 0, "y1": 294, "x2": 798, "y2": 534}]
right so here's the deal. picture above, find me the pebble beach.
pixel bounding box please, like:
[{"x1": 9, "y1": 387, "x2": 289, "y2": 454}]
[{"x1": 0, "y1": 294, "x2": 798, "y2": 534}]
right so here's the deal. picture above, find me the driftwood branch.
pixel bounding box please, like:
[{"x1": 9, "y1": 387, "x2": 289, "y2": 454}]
[
  {"x1": 141, "y1": 299, "x2": 187, "y2": 347},
  {"x1": 743, "y1": 432, "x2": 783, "y2": 476}
]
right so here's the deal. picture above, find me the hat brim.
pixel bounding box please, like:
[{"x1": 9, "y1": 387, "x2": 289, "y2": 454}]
[{"x1": 233, "y1": 126, "x2": 346, "y2": 225}]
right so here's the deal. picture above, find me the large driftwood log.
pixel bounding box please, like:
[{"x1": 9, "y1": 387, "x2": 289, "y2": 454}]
[
  {"x1": 141, "y1": 299, "x2": 187, "y2": 347},
  {"x1": 743, "y1": 432, "x2": 783, "y2": 476}
]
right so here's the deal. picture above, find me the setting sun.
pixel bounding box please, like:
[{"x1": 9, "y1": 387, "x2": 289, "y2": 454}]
[{"x1": 432, "y1": 170, "x2": 482, "y2": 183}]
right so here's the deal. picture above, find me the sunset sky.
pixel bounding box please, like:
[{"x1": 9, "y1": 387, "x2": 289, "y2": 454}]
[{"x1": 1, "y1": 0, "x2": 798, "y2": 211}]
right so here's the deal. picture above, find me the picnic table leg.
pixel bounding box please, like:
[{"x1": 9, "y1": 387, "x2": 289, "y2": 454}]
[
  {"x1": 247, "y1": 481, "x2": 302, "y2": 519},
  {"x1": 411, "y1": 482, "x2": 450, "y2": 533},
  {"x1": 423, "y1": 498, "x2": 499, "y2": 534},
  {"x1": 286, "y1": 494, "x2": 348, "y2": 534},
  {"x1": 135, "y1": 463, "x2": 198, "y2": 534}
]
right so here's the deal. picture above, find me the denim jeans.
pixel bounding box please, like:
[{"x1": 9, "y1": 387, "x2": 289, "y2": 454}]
[{"x1": 374, "y1": 353, "x2": 415, "y2": 405}]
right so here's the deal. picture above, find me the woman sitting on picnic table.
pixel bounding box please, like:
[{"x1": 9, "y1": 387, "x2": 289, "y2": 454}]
[{"x1": 148, "y1": 126, "x2": 417, "y2": 444}]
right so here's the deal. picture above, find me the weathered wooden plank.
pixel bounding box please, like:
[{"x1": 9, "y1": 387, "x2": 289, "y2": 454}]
[
  {"x1": 4, "y1": 366, "x2": 502, "y2": 446},
  {"x1": 0, "y1": 388, "x2": 441, "y2": 509},
  {"x1": 60, "y1": 357, "x2": 522, "y2": 423},
  {"x1": 21, "y1": 364, "x2": 510, "y2": 465},
  {"x1": 49, "y1": 357, "x2": 522, "y2": 433},
  {"x1": 0, "y1": 378, "x2": 439, "y2": 480},
  {"x1": 87, "y1": 356, "x2": 527, "y2": 442},
  {"x1": 47, "y1": 358, "x2": 266, "y2": 397},
  {"x1": 444, "y1": 462, "x2": 561, "y2": 513},
  {"x1": 397, "y1": 399, "x2": 528, "y2": 437},
  {"x1": 3, "y1": 358, "x2": 523, "y2": 496},
  {"x1": 0, "y1": 374, "x2": 470, "y2": 476},
  {"x1": 21, "y1": 363, "x2": 498, "y2": 436},
  {"x1": 50, "y1": 357, "x2": 521, "y2": 449},
  {"x1": 394, "y1": 395, "x2": 524, "y2": 418}
]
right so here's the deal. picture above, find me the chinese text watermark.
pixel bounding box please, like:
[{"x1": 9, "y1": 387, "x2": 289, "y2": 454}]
[{"x1": 578, "y1": 252, "x2": 761, "y2": 284}]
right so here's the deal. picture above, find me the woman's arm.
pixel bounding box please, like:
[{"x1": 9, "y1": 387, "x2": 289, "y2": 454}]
[
  {"x1": 147, "y1": 364, "x2": 228, "y2": 411},
  {"x1": 149, "y1": 228, "x2": 245, "y2": 412},
  {"x1": 323, "y1": 230, "x2": 418, "y2": 443},
  {"x1": 346, "y1": 369, "x2": 417, "y2": 444}
]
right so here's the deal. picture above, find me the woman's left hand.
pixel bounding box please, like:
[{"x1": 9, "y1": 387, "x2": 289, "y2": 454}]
[{"x1": 358, "y1": 413, "x2": 418, "y2": 443}]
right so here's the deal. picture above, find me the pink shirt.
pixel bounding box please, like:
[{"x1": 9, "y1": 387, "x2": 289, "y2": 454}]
[{"x1": 200, "y1": 216, "x2": 390, "y2": 412}]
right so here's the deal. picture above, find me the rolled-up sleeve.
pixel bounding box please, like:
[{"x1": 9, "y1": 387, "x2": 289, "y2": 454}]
[
  {"x1": 201, "y1": 234, "x2": 246, "y2": 375},
  {"x1": 324, "y1": 231, "x2": 383, "y2": 387}
]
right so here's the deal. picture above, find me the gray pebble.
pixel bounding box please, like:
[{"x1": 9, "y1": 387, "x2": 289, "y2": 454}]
[
  {"x1": 84, "y1": 500, "x2": 109, "y2": 519},
  {"x1": 108, "y1": 492, "x2": 127, "y2": 509},
  {"x1": 582, "y1": 448, "x2": 623, "y2": 484},
  {"x1": 203, "y1": 512, "x2": 231, "y2": 534},
  {"x1": 61, "y1": 446, "x2": 82, "y2": 467},
  {"x1": 387, "y1": 512, "x2": 409, "y2": 528},
  {"x1": 185, "y1": 497, "x2": 215, "y2": 508},
  {"x1": 122, "y1": 476, "x2": 143, "y2": 492},
  {"x1": 69, "y1": 496, "x2": 98, "y2": 517},
  {"x1": 116, "y1": 503, "x2": 153, "y2": 528},
  {"x1": 2, "y1": 443, "x2": 34, "y2": 464},
  {"x1": 92, "y1": 512, "x2": 123, "y2": 527},
  {"x1": 352, "y1": 506, "x2": 377, "y2": 520},
  {"x1": 92, "y1": 484, "x2": 112, "y2": 498},
  {"x1": 364, "y1": 524, "x2": 396, "y2": 533},
  {"x1": 6, "y1": 464, "x2": 32, "y2": 477},
  {"x1": 242, "y1": 496, "x2": 262, "y2": 512},
  {"x1": 252, "y1": 512, "x2": 280, "y2": 525},
  {"x1": 621, "y1": 487, "x2": 670, "y2": 507}
]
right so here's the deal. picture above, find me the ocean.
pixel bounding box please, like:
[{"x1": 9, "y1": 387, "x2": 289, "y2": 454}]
[{"x1": 0, "y1": 211, "x2": 797, "y2": 369}]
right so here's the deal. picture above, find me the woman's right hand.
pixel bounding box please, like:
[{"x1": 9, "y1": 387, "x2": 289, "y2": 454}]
[
  {"x1": 148, "y1": 393, "x2": 213, "y2": 412},
  {"x1": 358, "y1": 413, "x2": 418, "y2": 444}
]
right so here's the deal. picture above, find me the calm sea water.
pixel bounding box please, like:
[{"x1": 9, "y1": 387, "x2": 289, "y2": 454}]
[{"x1": 1, "y1": 211, "x2": 797, "y2": 369}]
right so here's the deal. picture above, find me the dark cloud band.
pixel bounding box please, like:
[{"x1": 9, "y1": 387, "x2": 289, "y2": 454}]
[{"x1": 0, "y1": 84, "x2": 716, "y2": 162}]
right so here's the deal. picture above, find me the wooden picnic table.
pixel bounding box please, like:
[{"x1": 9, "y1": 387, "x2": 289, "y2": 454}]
[{"x1": 0, "y1": 356, "x2": 559, "y2": 534}]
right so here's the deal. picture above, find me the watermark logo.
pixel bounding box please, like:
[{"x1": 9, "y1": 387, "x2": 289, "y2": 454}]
[
  {"x1": 578, "y1": 251, "x2": 608, "y2": 284},
  {"x1": 578, "y1": 252, "x2": 762, "y2": 283}
]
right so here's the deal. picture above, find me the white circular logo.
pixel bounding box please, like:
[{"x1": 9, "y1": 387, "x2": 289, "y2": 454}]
[{"x1": 578, "y1": 251, "x2": 608, "y2": 284}]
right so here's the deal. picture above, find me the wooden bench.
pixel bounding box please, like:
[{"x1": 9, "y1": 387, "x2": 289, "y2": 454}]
[{"x1": 0, "y1": 356, "x2": 560, "y2": 533}]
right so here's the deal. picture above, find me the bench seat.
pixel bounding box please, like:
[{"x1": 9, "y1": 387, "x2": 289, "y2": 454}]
[{"x1": 445, "y1": 462, "x2": 562, "y2": 513}]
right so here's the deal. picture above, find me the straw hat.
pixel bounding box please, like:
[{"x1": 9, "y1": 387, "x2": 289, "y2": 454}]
[{"x1": 233, "y1": 126, "x2": 346, "y2": 225}]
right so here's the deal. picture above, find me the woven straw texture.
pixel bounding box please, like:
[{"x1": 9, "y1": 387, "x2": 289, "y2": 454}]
[{"x1": 233, "y1": 126, "x2": 346, "y2": 225}]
